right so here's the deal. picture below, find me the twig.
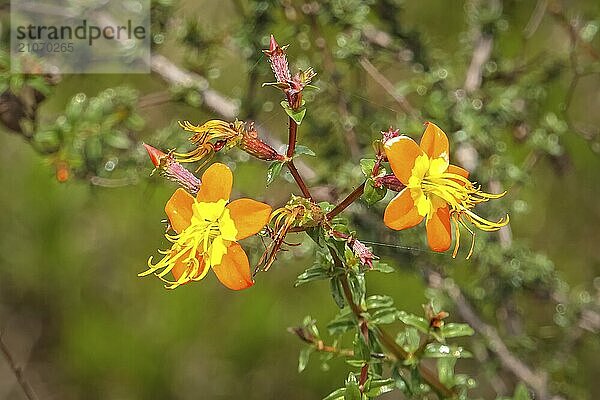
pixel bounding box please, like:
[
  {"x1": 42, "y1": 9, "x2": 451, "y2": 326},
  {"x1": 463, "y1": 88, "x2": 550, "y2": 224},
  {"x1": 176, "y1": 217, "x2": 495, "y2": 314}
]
[
  {"x1": 463, "y1": 34, "x2": 494, "y2": 93},
  {"x1": 331, "y1": 251, "x2": 456, "y2": 399},
  {"x1": 0, "y1": 334, "x2": 39, "y2": 400},
  {"x1": 427, "y1": 270, "x2": 550, "y2": 400},
  {"x1": 326, "y1": 182, "x2": 366, "y2": 220},
  {"x1": 358, "y1": 57, "x2": 419, "y2": 119}
]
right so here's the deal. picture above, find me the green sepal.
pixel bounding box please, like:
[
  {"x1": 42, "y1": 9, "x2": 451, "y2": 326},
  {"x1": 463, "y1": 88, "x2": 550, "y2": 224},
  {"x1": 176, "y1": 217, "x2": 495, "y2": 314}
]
[{"x1": 281, "y1": 100, "x2": 307, "y2": 125}]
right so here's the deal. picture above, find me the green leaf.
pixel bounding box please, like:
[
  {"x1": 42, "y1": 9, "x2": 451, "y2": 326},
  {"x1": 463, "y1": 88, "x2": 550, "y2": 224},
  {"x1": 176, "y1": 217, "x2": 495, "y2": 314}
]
[
  {"x1": 330, "y1": 277, "x2": 346, "y2": 309},
  {"x1": 359, "y1": 158, "x2": 376, "y2": 177},
  {"x1": 295, "y1": 265, "x2": 331, "y2": 286},
  {"x1": 397, "y1": 312, "x2": 430, "y2": 333},
  {"x1": 437, "y1": 357, "x2": 456, "y2": 387},
  {"x1": 344, "y1": 373, "x2": 361, "y2": 400},
  {"x1": 396, "y1": 327, "x2": 420, "y2": 353},
  {"x1": 294, "y1": 145, "x2": 316, "y2": 157},
  {"x1": 266, "y1": 161, "x2": 284, "y2": 186},
  {"x1": 366, "y1": 295, "x2": 394, "y2": 309},
  {"x1": 322, "y1": 388, "x2": 346, "y2": 400},
  {"x1": 441, "y1": 323, "x2": 475, "y2": 338},
  {"x1": 513, "y1": 383, "x2": 532, "y2": 400},
  {"x1": 423, "y1": 343, "x2": 472, "y2": 358},
  {"x1": 365, "y1": 378, "x2": 395, "y2": 397},
  {"x1": 362, "y1": 178, "x2": 386, "y2": 206},
  {"x1": 327, "y1": 308, "x2": 355, "y2": 335},
  {"x1": 281, "y1": 100, "x2": 307, "y2": 125},
  {"x1": 105, "y1": 132, "x2": 131, "y2": 150},
  {"x1": 306, "y1": 227, "x2": 326, "y2": 247},
  {"x1": 298, "y1": 347, "x2": 313, "y2": 372},
  {"x1": 370, "y1": 260, "x2": 394, "y2": 273},
  {"x1": 370, "y1": 307, "x2": 398, "y2": 325}
]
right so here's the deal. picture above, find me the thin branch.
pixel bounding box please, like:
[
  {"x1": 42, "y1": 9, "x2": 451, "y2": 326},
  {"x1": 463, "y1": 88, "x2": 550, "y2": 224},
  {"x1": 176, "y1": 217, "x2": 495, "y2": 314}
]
[
  {"x1": 331, "y1": 251, "x2": 456, "y2": 399},
  {"x1": 326, "y1": 182, "x2": 366, "y2": 220},
  {"x1": 0, "y1": 334, "x2": 39, "y2": 400},
  {"x1": 358, "y1": 57, "x2": 419, "y2": 119},
  {"x1": 426, "y1": 270, "x2": 550, "y2": 400}
]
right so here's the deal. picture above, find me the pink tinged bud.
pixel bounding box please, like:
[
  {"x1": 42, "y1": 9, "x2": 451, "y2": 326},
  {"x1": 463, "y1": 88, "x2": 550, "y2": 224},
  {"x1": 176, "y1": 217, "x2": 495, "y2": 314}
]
[
  {"x1": 382, "y1": 127, "x2": 401, "y2": 144},
  {"x1": 143, "y1": 143, "x2": 202, "y2": 195},
  {"x1": 352, "y1": 239, "x2": 377, "y2": 269},
  {"x1": 263, "y1": 34, "x2": 291, "y2": 84}
]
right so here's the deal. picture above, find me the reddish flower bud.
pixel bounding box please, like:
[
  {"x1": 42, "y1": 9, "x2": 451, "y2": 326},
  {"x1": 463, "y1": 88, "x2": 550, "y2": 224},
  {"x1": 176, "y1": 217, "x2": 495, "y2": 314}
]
[
  {"x1": 143, "y1": 143, "x2": 202, "y2": 195},
  {"x1": 143, "y1": 143, "x2": 166, "y2": 168},
  {"x1": 374, "y1": 174, "x2": 406, "y2": 192}
]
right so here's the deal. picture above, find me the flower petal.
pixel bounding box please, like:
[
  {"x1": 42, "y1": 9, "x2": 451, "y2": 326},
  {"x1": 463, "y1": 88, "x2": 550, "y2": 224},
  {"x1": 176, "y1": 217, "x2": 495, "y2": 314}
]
[
  {"x1": 447, "y1": 164, "x2": 469, "y2": 178},
  {"x1": 227, "y1": 199, "x2": 272, "y2": 240},
  {"x1": 196, "y1": 162, "x2": 233, "y2": 203},
  {"x1": 212, "y1": 243, "x2": 254, "y2": 290},
  {"x1": 165, "y1": 188, "x2": 194, "y2": 233},
  {"x1": 384, "y1": 136, "x2": 425, "y2": 184},
  {"x1": 171, "y1": 251, "x2": 209, "y2": 282},
  {"x1": 420, "y1": 122, "x2": 449, "y2": 162},
  {"x1": 426, "y1": 205, "x2": 452, "y2": 252},
  {"x1": 384, "y1": 187, "x2": 425, "y2": 230}
]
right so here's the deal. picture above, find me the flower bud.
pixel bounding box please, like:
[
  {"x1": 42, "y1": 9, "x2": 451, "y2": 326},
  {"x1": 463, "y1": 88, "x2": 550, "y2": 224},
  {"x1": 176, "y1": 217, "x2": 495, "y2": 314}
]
[{"x1": 143, "y1": 143, "x2": 202, "y2": 195}]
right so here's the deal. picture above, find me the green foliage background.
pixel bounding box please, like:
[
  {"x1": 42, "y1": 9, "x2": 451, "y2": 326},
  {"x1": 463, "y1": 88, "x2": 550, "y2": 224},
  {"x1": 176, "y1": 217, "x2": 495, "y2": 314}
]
[{"x1": 0, "y1": 0, "x2": 599, "y2": 399}]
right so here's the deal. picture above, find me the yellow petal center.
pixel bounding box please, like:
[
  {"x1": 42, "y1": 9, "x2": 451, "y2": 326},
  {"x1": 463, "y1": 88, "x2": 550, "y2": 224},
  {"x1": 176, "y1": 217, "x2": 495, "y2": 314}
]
[{"x1": 141, "y1": 198, "x2": 238, "y2": 289}]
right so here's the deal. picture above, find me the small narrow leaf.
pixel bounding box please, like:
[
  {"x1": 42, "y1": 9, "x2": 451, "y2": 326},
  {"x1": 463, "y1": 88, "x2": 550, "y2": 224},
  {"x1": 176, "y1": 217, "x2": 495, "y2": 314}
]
[
  {"x1": 365, "y1": 378, "x2": 396, "y2": 397},
  {"x1": 281, "y1": 100, "x2": 307, "y2": 124},
  {"x1": 437, "y1": 357, "x2": 457, "y2": 387},
  {"x1": 298, "y1": 347, "x2": 313, "y2": 372},
  {"x1": 362, "y1": 178, "x2": 387, "y2": 206},
  {"x1": 371, "y1": 307, "x2": 398, "y2": 325},
  {"x1": 294, "y1": 145, "x2": 316, "y2": 157},
  {"x1": 322, "y1": 388, "x2": 346, "y2": 400},
  {"x1": 442, "y1": 323, "x2": 475, "y2": 338},
  {"x1": 366, "y1": 295, "x2": 394, "y2": 309},
  {"x1": 397, "y1": 311, "x2": 430, "y2": 333},
  {"x1": 266, "y1": 161, "x2": 284, "y2": 186},
  {"x1": 423, "y1": 343, "x2": 472, "y2": 359},
  {"x1": 359, "y1": 158, "x2": 376, "y2": 177}
]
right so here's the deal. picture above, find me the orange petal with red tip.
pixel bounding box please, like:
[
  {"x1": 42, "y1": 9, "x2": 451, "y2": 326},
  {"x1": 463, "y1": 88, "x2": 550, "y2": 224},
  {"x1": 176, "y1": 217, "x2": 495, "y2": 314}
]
[
  {"x1": 426, "y1": 205, "x2": 452, "y2": 252},
  {"x1": 420, "y1": 122, "x2": 449, "y2": 162},
  {"x1": 227, "y1": 199, "x2": 272, "y2": 240},
  {"x1": 384, "y1": 188, "x2": 424, "y2": 230},
  {"x1": 384, "y1": 136, "x2": 424, "y2": 184},
  {"x1": 212, "y1": 243, "x2": 254, "y2": 290},
  {"x1": 447, "y1": 164, "x2": 469, "y2": 178},
  {"x1": 196, "y1": 163, "x2": 233, "y2": 203},
  {"x1": 165, "y1": 188, "x2": 194, "y2": 233}
]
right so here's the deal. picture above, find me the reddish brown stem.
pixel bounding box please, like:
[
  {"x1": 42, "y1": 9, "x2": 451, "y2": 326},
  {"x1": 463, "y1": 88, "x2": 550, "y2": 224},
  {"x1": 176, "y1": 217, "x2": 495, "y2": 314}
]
[
  {"x1": 287, "y1": 117, "x2": 298, "y2": 158},
  {"x1": 326, "y1": 181, "x2": 366, "y2": 219},
  {"x1": 287, "y1": 162, "x2": 313, "y2": 200}
]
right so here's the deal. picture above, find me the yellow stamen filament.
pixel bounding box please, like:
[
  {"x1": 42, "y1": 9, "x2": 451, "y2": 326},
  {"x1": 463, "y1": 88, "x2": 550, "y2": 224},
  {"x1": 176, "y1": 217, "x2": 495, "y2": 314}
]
[
  {"x1": 414, "y1": 158, "x2": 509, "y2": 259},
  {"x1": 174, "y1": 120, "x2": 242, "y2": 166}
]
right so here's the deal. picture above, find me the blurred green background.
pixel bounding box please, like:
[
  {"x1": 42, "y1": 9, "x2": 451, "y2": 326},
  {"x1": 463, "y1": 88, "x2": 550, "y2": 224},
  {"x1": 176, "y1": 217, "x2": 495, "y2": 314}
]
[{"x1": 1, "y1": 0, "x2": 599, "y2": 399}]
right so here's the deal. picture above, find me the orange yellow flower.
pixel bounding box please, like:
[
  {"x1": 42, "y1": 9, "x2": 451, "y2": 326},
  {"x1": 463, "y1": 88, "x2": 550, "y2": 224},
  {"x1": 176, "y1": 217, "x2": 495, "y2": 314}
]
[
  {"x1": 139, "y1": 162, "x2": 272, "y2": 290},
  {"x1": 383, "y1": 122, "x2": 509, "y2": 258}
]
